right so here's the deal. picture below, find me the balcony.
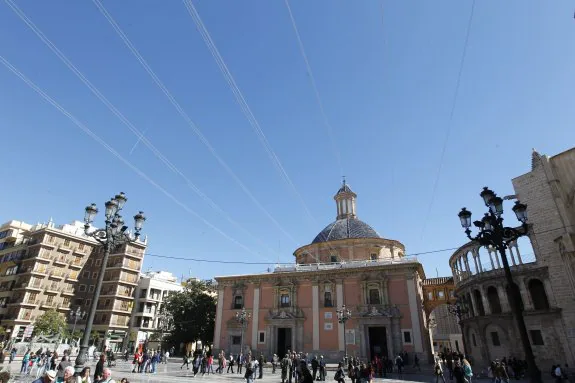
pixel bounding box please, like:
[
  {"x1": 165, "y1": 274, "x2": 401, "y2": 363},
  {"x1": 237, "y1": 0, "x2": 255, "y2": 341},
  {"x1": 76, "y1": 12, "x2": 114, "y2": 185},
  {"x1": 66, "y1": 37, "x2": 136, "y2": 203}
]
[
  {"x1": 61, "y1": 287, "x2": 75, "y2": 296},
  {"x1": 40, "y1": 300, "x2": 57, "y2": 309},
  {"x1": 110, "y1": 320, "x2": 130, "y2": 328},
  {"x1": 69, "y1": 259, "x2": 83, "y2": 269},
  {"x1": 53, "y1": 255, "x2": 68, "y2": 266},
  {"x1": 48, "y1": 270, "x2": 65, "y2": 280},
  {"x1": 106, "y1": 260, "x2": 141, "y2": 272},
  {"x1": 65, "y1": 272, "x2": 79, "y2": 282},
  {"x1": 21, "y1": 299, "x2": 39, "y2": 307},
  {"x1": 44, "y1": 284, "x2": 59, "y2": 294}
]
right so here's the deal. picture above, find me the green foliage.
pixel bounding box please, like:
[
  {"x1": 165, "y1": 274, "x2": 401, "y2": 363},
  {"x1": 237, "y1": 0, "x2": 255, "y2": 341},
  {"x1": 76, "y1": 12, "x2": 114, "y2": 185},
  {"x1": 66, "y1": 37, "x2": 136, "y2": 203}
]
[
  {"x1": 0, "y1": 326, "x2": 6, "y2": 336},
  {"x1": 164, "y1": 279, "x2": 216, "y2": 345},
  {"x1": 148, "y1": 332, "x2": 162, "y2": 342},
  {"x1": 90, "y1": 330, "x2": 101, "y2": 346},
  {"x1": 33, "y1": 309, "x2": 67, "y2": 338}
]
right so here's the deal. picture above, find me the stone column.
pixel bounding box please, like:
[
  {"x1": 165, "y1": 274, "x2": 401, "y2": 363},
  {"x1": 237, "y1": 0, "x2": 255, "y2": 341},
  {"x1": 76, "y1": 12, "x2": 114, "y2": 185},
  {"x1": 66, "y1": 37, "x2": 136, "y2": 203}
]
[
  {"x1": 472, "y1": 253, "x2": 480, "y2": 274},
  {"x1": 488, "y1": 250, "x2": 495, "y2": 270},
  {"x1": 517, "y1": 278, "x2": 532, "y2": 310},
  {"x1": 407, "y1": 277, "x2": 423, "y2": 353},
  {"x1": 543, "y1": 279, "x2": 557, "y2": 307},
  {"x1": 513, "y1": 242, "x2": 524, "y2": 264},
  {"x1": 214, "y1": 286, "x2": 224, "y2": 349},
  {"x1": 498, "y1": 285, "x2": 511, "y2": 312},
  {"x1": 252, "y1": 287, "x2": 260, "y2": 349},
  {"x1": 336, "y1": 281, "x2": 344, "y2": 351},
  {"x1": 480, "y1": 287, "x2": 491, "y2": 315},
  {"x1": 312, "y1": 284, "x2": 320, "y2": 350},
  {"x1": 391, "y1": 318, "x2": 402, "y2": 356}
]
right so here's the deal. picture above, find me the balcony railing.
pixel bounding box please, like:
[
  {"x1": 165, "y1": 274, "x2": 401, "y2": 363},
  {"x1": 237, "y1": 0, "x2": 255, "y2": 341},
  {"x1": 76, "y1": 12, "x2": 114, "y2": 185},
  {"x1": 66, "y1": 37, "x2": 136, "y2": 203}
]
[{"x1": 273, "y1": 256, "x2": 419, "y2": 273}]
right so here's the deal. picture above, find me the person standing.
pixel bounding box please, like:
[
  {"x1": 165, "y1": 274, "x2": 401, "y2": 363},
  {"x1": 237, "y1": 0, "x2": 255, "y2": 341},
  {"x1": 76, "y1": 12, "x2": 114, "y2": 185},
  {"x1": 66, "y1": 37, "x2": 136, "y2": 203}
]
[
  {"x1": 319, "y1": 356, "x2": 326, "y2": 381},
  {"x1": 335, "y1": 362, "x2": 345, "y2": 383},
  {"x1": 273, "y1": 354, "x2": 279, "y2": 374},
  {"x1": 311, "y1": 356, "x2": 318, "y2": 380},
  {"x1": 258, "y1": 354, "x2": 264, "y2": 379},
  {"x1": 281, "y1": 355, "x2": 291, "y2": 383},
  {"x1": 94, "y1": 354, "x2": 106, "y2": 382},
  {"x1": 237, "y1": 353, "x2": 244, "y2": 375},
  {"x1": 180, "y1": 352, "x2": 191, "y2": 370}
]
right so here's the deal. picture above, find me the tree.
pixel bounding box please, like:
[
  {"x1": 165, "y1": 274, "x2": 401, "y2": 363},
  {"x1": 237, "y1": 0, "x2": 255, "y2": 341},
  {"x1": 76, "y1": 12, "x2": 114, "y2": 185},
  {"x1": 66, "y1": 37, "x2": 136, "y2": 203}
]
[
  {"x1": 90, "y1": 330, "x2": 101, "y2": 346},
  {"x1": 164, "y1": 279, "x2": 216, "y2": 346},
  {"x1": 33, "y1": 309, "x2": 67, "y2": 338}
]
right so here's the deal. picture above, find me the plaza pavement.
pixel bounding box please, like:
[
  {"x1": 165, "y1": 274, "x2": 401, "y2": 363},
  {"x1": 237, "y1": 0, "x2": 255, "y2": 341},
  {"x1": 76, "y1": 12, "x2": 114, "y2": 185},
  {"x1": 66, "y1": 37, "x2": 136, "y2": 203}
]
[{"x1": 1, "y1": 358, "x2": 441, "y2": 383}]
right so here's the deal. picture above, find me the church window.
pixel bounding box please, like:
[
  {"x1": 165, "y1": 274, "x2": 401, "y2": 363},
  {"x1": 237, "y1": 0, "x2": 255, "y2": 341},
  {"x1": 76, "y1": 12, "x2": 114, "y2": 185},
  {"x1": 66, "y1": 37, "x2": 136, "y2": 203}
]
[
  {"x1": 280, "y1": 294, "x2": 290, "y2": 308},
  {"x1": 330, "y1": 255, "x2": 338, "y2": 263},
  {"x1": 368, "y1": 288, "x2": 380, "y2": 305},
  {"x1": 324, "y1": 292, "x2": 332, "y2": 307},
  {"x1": 370, "y1": 253, "x2": 377, "y2": 261},
  {"x1": 233, "y1": 295, "x2": 243, "y2": 309},
  {"x1": 490, "y1": 332, "x2": 500, "y2": 346}
]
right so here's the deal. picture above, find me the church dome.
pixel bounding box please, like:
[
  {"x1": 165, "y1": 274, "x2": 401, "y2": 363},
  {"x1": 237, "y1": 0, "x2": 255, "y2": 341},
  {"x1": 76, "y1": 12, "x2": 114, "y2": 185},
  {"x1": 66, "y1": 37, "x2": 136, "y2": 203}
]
[{"x1": 312, "y1": 217, "x2": 380, "y2": 244}]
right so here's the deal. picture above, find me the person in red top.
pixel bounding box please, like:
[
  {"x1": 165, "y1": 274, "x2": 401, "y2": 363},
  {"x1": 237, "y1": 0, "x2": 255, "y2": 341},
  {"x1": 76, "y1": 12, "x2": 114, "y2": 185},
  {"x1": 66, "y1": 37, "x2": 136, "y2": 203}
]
[{"x1": 131, "y1": 351, "x2": 141, "y2": 373}]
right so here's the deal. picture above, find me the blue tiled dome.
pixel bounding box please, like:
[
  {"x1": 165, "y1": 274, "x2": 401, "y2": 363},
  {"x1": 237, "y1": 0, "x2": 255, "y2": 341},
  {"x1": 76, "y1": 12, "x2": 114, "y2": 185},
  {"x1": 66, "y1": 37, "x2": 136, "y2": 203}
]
[{"x1": 312, "y1": 217, "x2": 380, "y2": 244}]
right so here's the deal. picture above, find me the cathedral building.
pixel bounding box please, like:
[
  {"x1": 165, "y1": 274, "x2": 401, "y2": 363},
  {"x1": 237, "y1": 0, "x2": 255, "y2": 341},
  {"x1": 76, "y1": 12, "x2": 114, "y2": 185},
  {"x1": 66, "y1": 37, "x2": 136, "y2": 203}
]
[{"x1": 213, "y1": 183, "x2": 430, "y2": 361}]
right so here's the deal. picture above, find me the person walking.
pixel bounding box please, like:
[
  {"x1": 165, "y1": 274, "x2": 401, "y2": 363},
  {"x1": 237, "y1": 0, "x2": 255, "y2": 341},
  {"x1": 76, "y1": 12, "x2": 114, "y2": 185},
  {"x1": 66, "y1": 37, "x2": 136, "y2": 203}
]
[
  {"x1": 258, "y1": 354, "x2": 264, "y2": 379},
  {"x1": 245, "y1": 356, "x2": 256, "y2": 383},
  {"x1": 180, "y1": 353, "x2": 191, "y2": 370},
  {"x1": 311, "y1": 356, "x2": 318, "y2": 380},
  {"x1": 227, "y1": 354, "x2": 235, "y2": 374},
  {"x1": 435, "y1": 359, "x2": 447, "y2": 383},
  {"x1": 319, "y1": 356, "x2": 326, "y2": 381},
  {"x1": 463, "y1": 359, "x2": 473, "y2": 383},
  {"x1": 281, "y1": 355, "x2": 291, "y2": 383},
  {"x1": 335, "y1": 362, "x2": 346, "y2": 383}
]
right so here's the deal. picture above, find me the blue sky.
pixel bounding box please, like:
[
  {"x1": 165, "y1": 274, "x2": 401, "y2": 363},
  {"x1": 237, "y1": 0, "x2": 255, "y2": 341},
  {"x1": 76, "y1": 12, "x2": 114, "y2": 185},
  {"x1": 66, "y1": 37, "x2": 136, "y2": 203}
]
[{"x1": 1, "y1": 0, "x2": 574, "y2": 281}]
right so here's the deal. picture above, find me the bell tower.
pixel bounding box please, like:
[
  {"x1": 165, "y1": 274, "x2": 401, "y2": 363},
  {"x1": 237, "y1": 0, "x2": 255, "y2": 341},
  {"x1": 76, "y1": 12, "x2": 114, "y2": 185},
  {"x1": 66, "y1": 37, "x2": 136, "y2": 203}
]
[{"x1": 334, "y1": 178, "x2": 357, "y2": 220}]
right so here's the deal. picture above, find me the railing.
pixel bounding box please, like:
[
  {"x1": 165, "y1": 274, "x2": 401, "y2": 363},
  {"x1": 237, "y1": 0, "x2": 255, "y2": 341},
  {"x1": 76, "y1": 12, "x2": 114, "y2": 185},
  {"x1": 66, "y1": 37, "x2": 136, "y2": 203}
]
[
  {"x1": 273, "y1": 256, "x2": 419, "y2": 273},
  {"x1": 450, "y1": 240, "x2": 538, "y2": 285}
]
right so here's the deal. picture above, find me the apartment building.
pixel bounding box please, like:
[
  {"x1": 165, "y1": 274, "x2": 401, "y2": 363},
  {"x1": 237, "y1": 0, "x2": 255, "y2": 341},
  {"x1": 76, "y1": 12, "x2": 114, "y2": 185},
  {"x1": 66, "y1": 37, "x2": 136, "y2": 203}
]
[
  {"x1": 128, "y1": 271, "x2": 182, "y2": 350},
  {"x1": 0, "y1": 219, "x2": 147, "y2": 350}
]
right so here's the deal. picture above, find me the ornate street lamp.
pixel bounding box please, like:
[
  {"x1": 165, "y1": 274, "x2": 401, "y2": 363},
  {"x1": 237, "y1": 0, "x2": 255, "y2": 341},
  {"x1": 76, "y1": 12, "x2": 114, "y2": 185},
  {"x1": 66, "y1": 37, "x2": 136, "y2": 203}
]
[
  {"x1": 74, "y1": 192, "x2": 146, "y2": 372},
  {"x1": 235, "y1": 308, "x2": 251, "y2": 355},
  {"x1": 457, "y1": 187, "x2": 540, "y2": 383},
  {"x1": 69, "y1": 307, "x2": 87, "y2": 337},
  {"x1": 336, "y1": 305, "x2": 352, "y2": 363},
  {"x1": 447, "y1": 298, "x2": 469, "y2": 356}
]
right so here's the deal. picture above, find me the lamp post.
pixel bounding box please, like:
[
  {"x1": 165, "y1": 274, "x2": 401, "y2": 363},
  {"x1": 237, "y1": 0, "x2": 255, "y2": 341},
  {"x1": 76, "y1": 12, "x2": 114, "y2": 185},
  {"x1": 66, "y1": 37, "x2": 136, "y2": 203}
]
[
  {"x1": 447, "y1": 298, "x2": 469, "y2": 356},
  {"x1": 458, "y1": 187, "x2": 541, "y2": 383},
  {"x1": 336, "y1": 305, "x2": 352, "y2": 364},
  {"x1": 74, "y1": 192, "x2": 146, "y2": 372},
  {"x1": 235, "y1": 308, "x2": 251, "y2": 356},
  {"x1": 69, "y1": 307, "x2": 87, "y2": 340}
]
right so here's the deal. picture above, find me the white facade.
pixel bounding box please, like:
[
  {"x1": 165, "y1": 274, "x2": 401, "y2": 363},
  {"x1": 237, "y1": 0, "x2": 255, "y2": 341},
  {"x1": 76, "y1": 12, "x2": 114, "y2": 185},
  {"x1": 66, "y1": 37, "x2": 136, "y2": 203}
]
[{"x1": 129, "y1": 271, "x2": 183, "y2": 347}]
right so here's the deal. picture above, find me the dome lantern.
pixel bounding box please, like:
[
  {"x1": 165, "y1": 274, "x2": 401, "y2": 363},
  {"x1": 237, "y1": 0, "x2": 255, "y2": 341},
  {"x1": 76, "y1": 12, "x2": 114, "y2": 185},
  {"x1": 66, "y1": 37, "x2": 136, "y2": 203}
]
[{"x1": 334, "y1": 178, "x2": 357, "y2": 220}]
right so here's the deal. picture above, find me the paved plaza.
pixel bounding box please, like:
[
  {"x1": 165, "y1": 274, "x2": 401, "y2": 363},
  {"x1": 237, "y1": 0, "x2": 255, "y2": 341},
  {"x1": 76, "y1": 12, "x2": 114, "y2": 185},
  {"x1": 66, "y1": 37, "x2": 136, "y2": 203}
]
[{"x1": 0, "y1": 359, "x2": 442, "y2": 383}]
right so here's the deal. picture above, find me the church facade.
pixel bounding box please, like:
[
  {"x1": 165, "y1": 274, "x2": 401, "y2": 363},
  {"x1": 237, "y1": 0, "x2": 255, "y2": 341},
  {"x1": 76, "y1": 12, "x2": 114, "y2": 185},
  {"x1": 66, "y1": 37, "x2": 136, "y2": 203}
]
[{"x1": 213, "y1": 183, "x2": 430, "y2": 361}]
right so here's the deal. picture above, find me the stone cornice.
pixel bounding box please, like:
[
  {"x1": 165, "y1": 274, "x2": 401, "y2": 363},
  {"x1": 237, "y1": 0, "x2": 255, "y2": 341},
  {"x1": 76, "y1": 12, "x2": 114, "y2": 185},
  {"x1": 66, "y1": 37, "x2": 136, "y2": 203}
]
[
  {"x1": 293, "y1": 237, "x2": 406, "y2": 257},
  {"x1": 215, "y1": 262, "x2": 424, "y2": 286}
]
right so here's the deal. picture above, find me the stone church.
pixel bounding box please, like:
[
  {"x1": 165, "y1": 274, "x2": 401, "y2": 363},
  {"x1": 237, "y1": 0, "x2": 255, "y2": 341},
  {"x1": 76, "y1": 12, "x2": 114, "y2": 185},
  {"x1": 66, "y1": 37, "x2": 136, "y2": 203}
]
[{"x1": 213, "y1": 182, "x2": 431, "y2": 361}]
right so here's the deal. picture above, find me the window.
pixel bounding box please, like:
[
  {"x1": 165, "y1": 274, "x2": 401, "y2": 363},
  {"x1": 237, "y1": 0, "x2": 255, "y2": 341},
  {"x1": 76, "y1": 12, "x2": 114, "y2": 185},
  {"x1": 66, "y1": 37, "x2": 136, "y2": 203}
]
[
  {"x1": 64, "y1": 239, "x2": 70, "y2": 247},
  {"x1": 324, "y1": 323, "x2": 333, "y2": 331},
  {"x1": 324, "y1": 292, "x2": 333, "y2": 307},
  {"x1": 79, "y1": 284, "x2": 87, "y2": 292},
  {"x1": 530, "y1": 330, "x2": 544, "y2": 346},
  {"x1": 95, "y1": 259, "x2": 102, "y2": 266},
  {"x1": 233, "y1": 296, "x2": 243, "y2": 309},
  {"x1": 85, "y1": 299, "x2": 92, "y2": 307},
  {"x1": 46, "y1": 295, "x2": 53, "y2": 304},
  {"x1": 280, "y1": 294, "x2": 290, "y2": 308},
  {"x1": 62, "y1": 297, "x2": 70, "y2": 306},
  {"x1": 82, "y1": 271, "x2": 90, "y2": 278},
  {"x1": 5, "y1": 266, "x2": 18, "y2": 276},
  {"x1": 528, "y1": 279, "x2": 550, "y2": 310},
  {"x1": 89, "y1": 285, "x2": 95, "y2": 293},
  {"x1": 368, "y1": 289, "x2": 380, "y2": 305},
  {"x1": 92, "y1": 272, "x2": 98, "y2": 279},
  {"x1": 403, "y1": 331, "x2": 412, "y2": 344},
  {"x1": 370, "y1": 253, "x2": 377, "y2": 261},
  {"x1": 258, "y1": 331, "x2": 265, "y2": 344},
  {"x1": 474, "y1": 290, "x2": 485, "y2": 316},
  {"x1": 449, "y1": 290, "x2": 455, "y2": 299},
  {"x1": 472, "y1": 333, "x2": 477, "y2": 347},
  {"x1": 427, "y1": 291, "x2": 434, "y2": 300},
  {"x1": 138, "y1": 303, "x2": 144, "y2": 312},
  {"x1": 330, "y1": 255, "x2": 338, "y2": 263},
  {"x1": 140, "y1": 289, "x2": 147, "y2": 298},
  {"x1": 487, "y1": 286, "x2": 502, "y2": 314},
  {"x1": 232, "y1": 336, "x2": 242, "y2": 345},
  {"x1": 491, "y1": 332, "x2": 500, "y2": 346},
  {"x1": 78, "y1": 243, "x2": 85, "y2": 250},
  {"x1": 324, "y1": 312, "x2": 333, "y2": 319}
]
